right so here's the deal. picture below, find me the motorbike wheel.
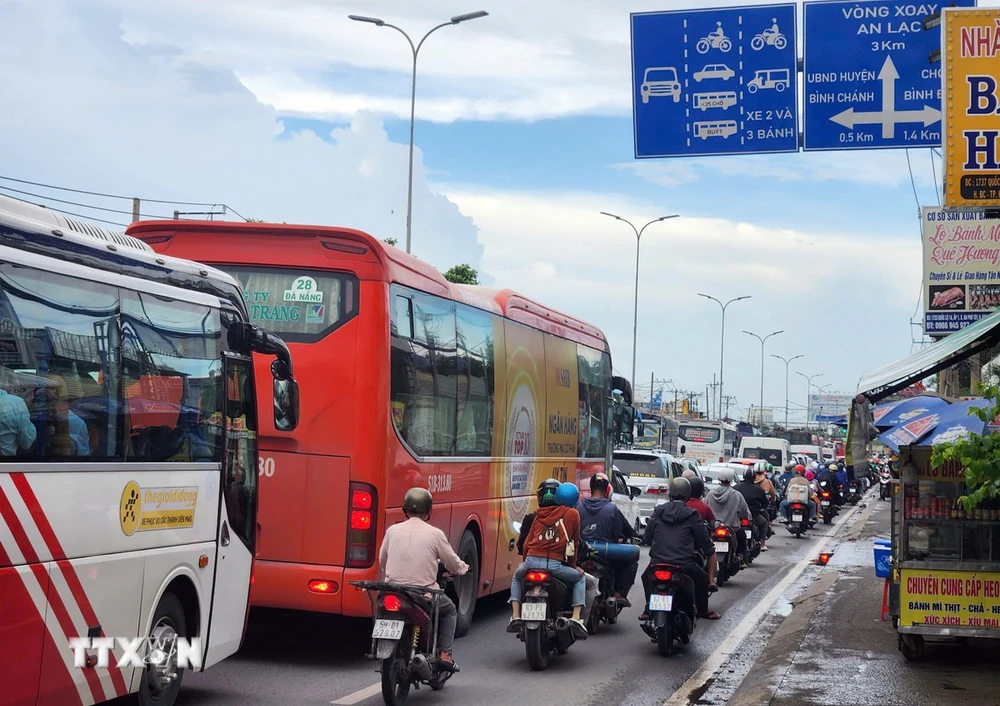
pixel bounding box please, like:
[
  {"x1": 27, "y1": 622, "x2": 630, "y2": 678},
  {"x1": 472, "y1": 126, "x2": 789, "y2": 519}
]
[
  {"x1": 586, "y1": 606, "x2": 601, "y2": 636},
  {"x1": 794, "y1": 527, "x2": 802, "y2": 538},
  {"x1": 696, "y1": 39, "x2": 710, "y2": 54},
  {"x1": 657, "y1": 624, "x2": 674, "y2": 657},
  {"x1": 775, "y1": 35, "x2": 787, "y2": 49},
  {"x1": 751, "y1": 35, "x2": 764, "y2": 50},
  {"x1": 720, "y1": 38, "x2": 732, "y2": 52},
  {"x1": 524, "y1": 627, "x2": 550, "y2": 671},
  {"x1": 380, "y1": 652, "x2": 411, "y2": 706}
]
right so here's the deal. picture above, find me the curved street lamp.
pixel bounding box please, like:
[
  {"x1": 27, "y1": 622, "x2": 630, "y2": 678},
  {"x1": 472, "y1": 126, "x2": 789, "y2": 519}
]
[
  {"x1": 771, "y1": 353, "x2": 804, "y2": 427},
  {"x1": 743, "y1": 329, "x2": 783, "y2": 426},
  {"x1": 698, "y1": 293, "x2": 751, "y2": 420}
]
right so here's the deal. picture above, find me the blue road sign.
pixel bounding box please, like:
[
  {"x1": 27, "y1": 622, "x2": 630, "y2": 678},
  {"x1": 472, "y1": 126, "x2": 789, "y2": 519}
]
[
  {"x1": 803, "y1": 0, "x2": 976, "y2": 152},
  {"x1": 631, "y1": 4, "x2": 798, "y2": 159}
]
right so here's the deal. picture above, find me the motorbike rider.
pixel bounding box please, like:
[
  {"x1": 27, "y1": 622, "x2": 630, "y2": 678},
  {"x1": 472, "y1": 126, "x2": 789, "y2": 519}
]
[
  {"x1": 775, "y1": 463, "x2": 795, "y2": 498},
  {"x1": 832, "y1": 463, "x2": 849, "y2": 498},
  {"x1": 735, "y1": 466, "x2": 770, "y2": 551},
  {"x1": 706, "y1": 468, "x2": 752, "y2": 563},
  {"x1": 711, "y1": 20, "x2": 725, "y2": 39},
  {"x1": 767, "y1": 17, "x2": 780, "y2": 36},
  {"x1": 640, "y1": 477, "x2": 720, "y2": 621},
  {"x1": 682, "y1": 471, "x2": 717, "y2": 524},
  {"x1": 816, "y1": 463, "x2": 842, "y2": 506},
  {"x1": 509, "y1": 479, "x2": 588, "y2": 637},
  {"x1": 379, "y1": 488, "x2": 470, "y2": 669},
  {"x1": 576, "y1": 472, "x2": 639, "y2": 606},
  {"x1": 779, "y1": 465, "x2": 818, "y2": 521}
]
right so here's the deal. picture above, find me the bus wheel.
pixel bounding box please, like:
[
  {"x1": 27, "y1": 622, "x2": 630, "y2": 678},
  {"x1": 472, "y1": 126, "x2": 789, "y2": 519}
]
[
  {"x1": 454, "y1": 530, "x2": 480, "y2": 637},
  {"x1": 138, "y1": 592, "x2": 186, "y2": 706}
]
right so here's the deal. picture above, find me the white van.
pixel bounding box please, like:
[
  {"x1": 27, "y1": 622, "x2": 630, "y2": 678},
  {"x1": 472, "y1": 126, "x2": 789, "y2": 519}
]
[
  {"x1": 738, "y1": 436, "x2": 792, "y2": 467},
  {"x1": 791, "y1": 444, "x2": 823, "y2": 463}
]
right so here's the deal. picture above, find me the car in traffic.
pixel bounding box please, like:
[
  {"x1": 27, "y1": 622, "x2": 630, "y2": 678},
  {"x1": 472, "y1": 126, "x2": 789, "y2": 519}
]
[
  {"x1": 692, "y1": 63, "x2": 736, "y2": 82},
  {"x1": 678, "y1": 457, "x2": 712, "y2": 485},
  {"x1": 613, "y1": 450, "x2": 685, "y2": 530}
]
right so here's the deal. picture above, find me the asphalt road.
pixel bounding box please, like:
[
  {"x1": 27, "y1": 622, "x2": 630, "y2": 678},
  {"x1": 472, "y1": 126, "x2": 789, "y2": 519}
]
[{"x1": 153, "y1": 511, "x2": 853, "y2": 706}]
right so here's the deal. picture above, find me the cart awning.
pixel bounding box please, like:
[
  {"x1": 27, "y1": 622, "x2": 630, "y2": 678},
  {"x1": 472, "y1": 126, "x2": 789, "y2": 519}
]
[{"x1": 857, "y1": 309, "x2": 1000, "y2": 403}]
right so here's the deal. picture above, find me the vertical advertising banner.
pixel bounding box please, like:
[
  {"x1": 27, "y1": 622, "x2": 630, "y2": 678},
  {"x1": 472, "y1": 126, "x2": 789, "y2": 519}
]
[
  {"x1": 922, "y1": 207, "x2": 1000, "y2": 334},
  {"x1": 943, "y1": 8, "x2": 1000, "y2": 207}
]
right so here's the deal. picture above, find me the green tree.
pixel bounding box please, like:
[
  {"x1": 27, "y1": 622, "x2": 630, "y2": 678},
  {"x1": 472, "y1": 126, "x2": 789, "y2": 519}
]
[
  {"x1": 384, "y1": 237, "x2": 398, "y2": 246},
  {"x1": 931, "y1": 383, "x2": 1000, "y2": 510},
  {"x1": 443, "y1": 264, "x2": 479, "y2": 285}
]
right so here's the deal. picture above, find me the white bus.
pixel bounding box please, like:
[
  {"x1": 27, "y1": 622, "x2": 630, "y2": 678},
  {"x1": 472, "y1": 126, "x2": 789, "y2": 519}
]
[
  {"x1": 0, "y1": 194, "x2": 299, "y2": 706},
  {"x1": 693, "y1": 120, "x2": 738, "y2": 139},
  {"x1": 677, "y1": 420, "x2": 738, "y2": 466}
]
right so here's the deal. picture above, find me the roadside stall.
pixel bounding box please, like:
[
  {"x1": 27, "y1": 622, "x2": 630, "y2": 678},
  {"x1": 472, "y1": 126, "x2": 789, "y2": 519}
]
[{"x1": 851, "y1": 308, "x2": 1000, "y2": 660}]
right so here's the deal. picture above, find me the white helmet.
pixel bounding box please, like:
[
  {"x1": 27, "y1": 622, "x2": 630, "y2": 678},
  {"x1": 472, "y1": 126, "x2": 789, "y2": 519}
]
[
  {"x1": 829, "y1": 463, "x2": 839, "y2": 471},
  {"x1": 754, "y1": 461, "x2": 768, "y2": 474},
  {"x1": 810, "y1": 461, "x2": 820, "y2": 471}
]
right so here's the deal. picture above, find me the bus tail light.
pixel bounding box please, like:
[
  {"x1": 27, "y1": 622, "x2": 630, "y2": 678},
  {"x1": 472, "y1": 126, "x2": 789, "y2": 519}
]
[{"x1": 347, "y1": 482, "x2": 378, "y2": 568}]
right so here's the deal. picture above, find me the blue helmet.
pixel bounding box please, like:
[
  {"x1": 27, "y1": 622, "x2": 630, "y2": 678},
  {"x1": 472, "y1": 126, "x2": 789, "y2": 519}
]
[{"x1": 555, "y1": 482, "x2": 580, "y2": 508}]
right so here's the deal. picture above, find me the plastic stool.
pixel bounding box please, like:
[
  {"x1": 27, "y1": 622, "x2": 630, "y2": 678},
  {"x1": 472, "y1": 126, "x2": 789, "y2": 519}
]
[{"x1": 880, "y1": 578, "x2": 890, "y2": 621}]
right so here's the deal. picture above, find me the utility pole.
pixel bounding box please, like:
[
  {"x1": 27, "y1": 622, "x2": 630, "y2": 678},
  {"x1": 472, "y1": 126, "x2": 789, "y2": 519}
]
[
  {"x1": 131, "y1": 198, "x2": 140, "y2": 223},
  {"x1": 650, "y1": 371, "x2": 654, "y2": 413}
]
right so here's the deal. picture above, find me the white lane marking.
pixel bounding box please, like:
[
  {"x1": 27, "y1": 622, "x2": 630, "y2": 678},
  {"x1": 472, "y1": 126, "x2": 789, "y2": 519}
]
[
  {"x1": 663, "y1": 501, "x2": 866, "y2": 706},
  {"x1": 331, "y1": 682, "x2": 382, "y2": 705}
]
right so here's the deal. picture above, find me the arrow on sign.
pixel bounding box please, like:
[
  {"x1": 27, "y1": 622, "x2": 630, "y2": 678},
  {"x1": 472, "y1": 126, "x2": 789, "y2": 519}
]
[{"x1": 828, "y1": 56, "x2": 942, "y2": 139}]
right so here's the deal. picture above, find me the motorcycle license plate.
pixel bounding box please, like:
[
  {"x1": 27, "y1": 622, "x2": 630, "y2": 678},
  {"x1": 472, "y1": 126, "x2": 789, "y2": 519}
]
[
  {"x1": 521, "y1": 602, "x2": 547, "y2": 622},
  {"x1": 821, "y1": 501, "x2": 830, "y2": 507},
  {"x1": 714, "y1": 541, "x2": 729, "y2": 554},
  {"x1": 649, "y1": 594, "x2": 673, "y2": 611},
  {"x1": 744, "y1": 529, "x2": 753, "y2": 538},
  {"x1": 372, "y1": 619, "x2": 404, "y2": 640},
  {"x1": 792, "y1": 514, "x2": 803, "y2": 522}
]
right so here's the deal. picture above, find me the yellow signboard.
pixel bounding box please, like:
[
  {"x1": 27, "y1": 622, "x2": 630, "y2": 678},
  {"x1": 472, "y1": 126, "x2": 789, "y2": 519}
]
[
  {"x1": 119, "y1": 482, "x2": 198, "y2": 535},
  {"x1": 943, "y1": 8, "x2": 1000, "y2": 207},
  {"x1": 900, "y1": 569, "x2": 1000, "y2": 629}
]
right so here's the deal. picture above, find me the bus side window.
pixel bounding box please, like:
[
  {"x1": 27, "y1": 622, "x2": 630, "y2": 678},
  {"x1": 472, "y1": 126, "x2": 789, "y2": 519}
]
[{"x1": 223, "y1": 358, "x2": 257, "y2": 549}]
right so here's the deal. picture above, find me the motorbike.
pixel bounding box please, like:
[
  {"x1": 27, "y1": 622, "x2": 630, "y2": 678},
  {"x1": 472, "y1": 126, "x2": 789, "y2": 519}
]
[
  {"x1": 785, "y1": 501, "x2": 811, "y2": 538},
  {"x1": 696, "y1": 32, "x2": 733, "y2": 54},
  {"x1": 515, "y1": 567, "x2": 581, "y2": 670},
  {"x1": 818, "y1": 487, "x2": 838, "y2": 524},
  {"x1": 879, "y1": 470, "x2": 892, "y2": 501},
  {"x1": 640, "y1": 564, "x2": 697, "y2": 657},
  {"x1": 740, "y1": 517, "x2": 760, "y2": 563},
  {"x1": 710, "y1": 522, "x2": 741, "y2": 586},
  {"x1": 579, "y1": 549, "x2": 626, "y2": 635},
  {"x1": 352, "y1": 578, "x2": 456, "y2": 706},
  {"x1": 750, "y1": 30, "x2": 788, "y2": 50},
  {"x1": 847, "y1": 481, "x2": 862, "y2": 506}
]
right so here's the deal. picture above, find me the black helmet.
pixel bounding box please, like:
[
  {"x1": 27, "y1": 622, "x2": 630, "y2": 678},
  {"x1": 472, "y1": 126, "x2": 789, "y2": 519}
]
[
  {"x1": 743, "y1": 468, "x2": 755, "y2": 483},
  {"x1": 537, "y1": 478, "x2": 561, "y2": 507},
  {"x1": 402, "y1": 487, "x2": 433, "y2": 516},
  {"x1": 668, "y1": 477, "x2": 691, "y2": 501},
  {"x1": 688, "y1": 476, "x2": 705, "y2": 500}
]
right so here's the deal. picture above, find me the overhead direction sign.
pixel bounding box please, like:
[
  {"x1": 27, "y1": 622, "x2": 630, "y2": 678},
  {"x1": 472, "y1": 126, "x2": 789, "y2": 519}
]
[
  {"x1": 803, "y1": 0, "x2": 976, "y2": 152},
  {"x1": 631, "y1": 4, "x2": 798, "y2": 159},
  {"x1": 942, "y1": 7, "x2": 1000, "y2": 207}
]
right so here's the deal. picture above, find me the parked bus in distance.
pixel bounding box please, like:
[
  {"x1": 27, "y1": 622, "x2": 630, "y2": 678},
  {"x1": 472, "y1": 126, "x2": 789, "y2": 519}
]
[
  {"x1": 677, "y1": 420, "x2": 738, "y2": 465},
  {"x1": 128, "y1": 219, "x2": 626, "y2": 634},
  {"x1": 0, "y1": 194, "x2": 299, "y2": 706}
]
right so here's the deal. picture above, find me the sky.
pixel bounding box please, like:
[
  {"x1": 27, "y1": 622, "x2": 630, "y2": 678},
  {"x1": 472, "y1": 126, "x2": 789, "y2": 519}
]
[{"x1": 1, "y1": 0, "x2": 991, "y2": 424}]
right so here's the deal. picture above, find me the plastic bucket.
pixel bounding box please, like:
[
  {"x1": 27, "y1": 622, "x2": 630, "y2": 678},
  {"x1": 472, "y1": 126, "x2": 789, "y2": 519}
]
[{"x1": 873, "y1": 545, "x2": 891, "y2": 578}]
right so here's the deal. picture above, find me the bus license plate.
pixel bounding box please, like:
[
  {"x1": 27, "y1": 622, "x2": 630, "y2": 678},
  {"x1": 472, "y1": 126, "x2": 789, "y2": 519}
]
[
  {"x1": 714, "y1": 542, "x2": 729, "y2": 554},
  {"x1": 792, "y1": 514, "x2": 803, "y2": 522},
  {"x1": 649, "y1": 594, "x2": 673, "y2": 611},
  {"x1": 372, "y1": 619, "x2": 404, "y2": 640},
  {"x1": 522, "y1": 602, "x2": 547, "y2": 622}
]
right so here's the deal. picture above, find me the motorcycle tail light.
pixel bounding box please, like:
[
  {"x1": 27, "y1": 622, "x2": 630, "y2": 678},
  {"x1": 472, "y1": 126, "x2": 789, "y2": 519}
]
[
  {"x1": 525, "y1": 570, "x2": 550, "y2": 584},
  {"x1": 821, "y1": 491, "x2": 831, "y2": 499},
  {"x1": 740, "y1": 518, "x2": 750, "y2": 527},
  {"x1": 714, "y1": 527, "x2": 729, "y2": 538},
  {"x1": 653, "y1": 570, "x2": 673, "y2": 581},
  {"x1": 381, "y1": 594, "x2": 404, "y2": 612}
]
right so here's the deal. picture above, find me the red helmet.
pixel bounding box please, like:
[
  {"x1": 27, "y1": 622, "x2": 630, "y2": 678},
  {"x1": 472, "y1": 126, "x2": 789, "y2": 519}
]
[{"x1": 794, "y1": 464, "x2": 806, "y2": 474}]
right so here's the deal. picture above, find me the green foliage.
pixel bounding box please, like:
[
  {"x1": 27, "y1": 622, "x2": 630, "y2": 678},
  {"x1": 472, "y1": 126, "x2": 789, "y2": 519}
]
[
  {"x1": 384, "y1": 237, "x2": 398, "y2": 246},
  {"x1": 443, "y1": 263, "x2": 479, "y2": 285},
  {"x1": 931, "y1": 383, "x2": 1000, "y2": 510}
]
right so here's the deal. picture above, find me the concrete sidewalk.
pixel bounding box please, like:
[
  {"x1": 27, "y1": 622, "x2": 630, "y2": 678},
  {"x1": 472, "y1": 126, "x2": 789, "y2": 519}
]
[{"x1": 726, "y1": 499, "x2": 1000, "y2": 706}]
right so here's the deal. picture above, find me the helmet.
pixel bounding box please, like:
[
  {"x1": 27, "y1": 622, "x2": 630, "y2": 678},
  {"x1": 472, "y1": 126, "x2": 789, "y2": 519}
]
[
  {"x1": 590, "y1": 472, "x2": 611, "y2": 497},
  {"x1": 718, "y1": 468, "x2": 735, "y2": 484},
  {"x1": 402, "y1": 487, "x2": 433, "y2": 516},
  {"x1": 682, "y1": 469, "x2": 697, "y2": 479},
  {"x1": 829, "y1": 463, "x2": 839, "y2": 472},
  {"x1": 537, "y1": 478, "x2": 561, "y2": 507},
  {"x1": 668, "y1": 477, "x2": 692, "y2": 501},
  {"x1": 765, "y1": 463, "x2": 774, "y2": 474},
  {"x1": 743, "y1": 467, "x2": 755, "y2": 483},
  {"x1": 754, "y1": 461, "x2": 767, "y2": 474},
  {"x1": 810, "y1": 461, "x2": 819, "y2": 471},
  {"x1": 794, "y1": 464, "x2": 806, "y2": 475},
  {"x1": 688, "y1": 476, "x2": 705, "y2": 499},
  {"x1": 555, "y1": 482, "x2": 580, "y2": 508},
  {"x1": 806, "y1": 470, "x2": 816, "y2": 481}
]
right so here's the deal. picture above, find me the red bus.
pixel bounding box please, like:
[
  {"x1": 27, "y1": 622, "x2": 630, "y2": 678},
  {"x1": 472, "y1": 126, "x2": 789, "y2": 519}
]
[{"x1": 127, "y1": 220, "x2": 622, "y2": 632}]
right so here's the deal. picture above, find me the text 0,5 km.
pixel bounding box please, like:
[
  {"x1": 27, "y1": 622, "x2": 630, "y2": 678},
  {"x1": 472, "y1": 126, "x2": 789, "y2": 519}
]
[{"x1": 258, "y1": 456, "x2": 276, "y2": 477}]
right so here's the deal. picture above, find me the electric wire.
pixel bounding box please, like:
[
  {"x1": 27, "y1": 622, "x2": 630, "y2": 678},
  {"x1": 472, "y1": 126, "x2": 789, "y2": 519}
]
[
  {"x1": 0, "y1": 184, "x2": 176, "y2": 220},
  {"x1": 0, "y1": 174, "x2": 219, "y2": 206}
]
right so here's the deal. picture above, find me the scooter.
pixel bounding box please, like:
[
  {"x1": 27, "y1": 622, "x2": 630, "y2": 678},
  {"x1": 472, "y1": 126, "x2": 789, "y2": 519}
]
[
  {"x1": 785, "y1": 501, "x2": 811, "y2": 538},
  {"x1": 711, "y1": 522, "x2": 741, "y2": 586},
  {"x1": 640, "y1": 564, "x2": 697, "y2": 657},
  {"x1": 515, "y1": 568, "x2": 582, "y2": 671},
  {"x1": 353, "y1": 578, "x2": 457, "y2": 706},
  {"x1": 740, "y1": 517, "x2": 760, "y2": 563},
  {"x1": 819, "y1": 489, "x2": 837, "y2": 524},
  {"x1": 847, "y1": 481, "x2": 862, "y2": 506},
  {"x1": 580, "y1": 540, "x2": 640, "y2": 634},
  {"x1": 879, "y1": 470, "x2": 892, "y2": 500}
]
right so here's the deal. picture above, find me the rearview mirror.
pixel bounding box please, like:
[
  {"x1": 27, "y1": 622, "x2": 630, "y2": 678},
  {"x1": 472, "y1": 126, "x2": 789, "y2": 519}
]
[
  {"x1": 273, "y1": 378, "x2": 299, "y2": 431},
  {"x1": 629, "y1": 486, "x2": 642, "y2": 500},
  {"x1": 612, "y1": 376, "x2": 633, "y2": 405}
]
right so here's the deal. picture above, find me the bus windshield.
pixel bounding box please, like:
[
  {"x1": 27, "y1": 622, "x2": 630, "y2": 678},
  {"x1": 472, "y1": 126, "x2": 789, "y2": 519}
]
[{"x1": 217, "y1": 266, "x2": 359, "y2": 342}]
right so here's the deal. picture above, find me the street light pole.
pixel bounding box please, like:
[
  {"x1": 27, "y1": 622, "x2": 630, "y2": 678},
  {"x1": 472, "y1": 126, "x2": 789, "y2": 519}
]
[
  {"x1": 771, "y1": 353, "x2": 804, "y2": 427},
  {"x1": 796, "y1": 372, "x2": 824, "y2": 429},
  {"x1": 743, "y1": 329, "x2": 783, "y2": 427},
  {"x1": 698, "y1": 293, "x2": 751, "y2": 420},
  {"x1": 600, "y1": 212, "x2": 679, "y2": 393},
  {"x1": 349, "y1": 10, "x2": 488, "y2": 254}
]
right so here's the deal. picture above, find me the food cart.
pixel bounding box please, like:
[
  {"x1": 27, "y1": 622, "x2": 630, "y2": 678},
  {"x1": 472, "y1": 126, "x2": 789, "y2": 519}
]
[{"x1": 890, "y1": 443, "x2": 1000, "y2": 659}]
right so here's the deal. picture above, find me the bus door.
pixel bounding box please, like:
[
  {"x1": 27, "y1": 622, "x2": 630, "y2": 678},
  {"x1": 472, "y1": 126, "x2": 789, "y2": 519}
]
[{"x1": 204, "y1": 356, "x2": 258, "y2": 668}]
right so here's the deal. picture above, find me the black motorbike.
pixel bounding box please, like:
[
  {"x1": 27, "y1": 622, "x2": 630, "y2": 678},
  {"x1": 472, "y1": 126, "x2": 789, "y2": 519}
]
[
  {"x1": 879, "y1": 470, "x2": 892, "y2": 501},
  {"x1": 818, "y1": 487, "x2": 838, "y2": 524},
  {"x1": 353, "y1": 579, "x2": 456, "y2": 705},
  {"x1": 640, "y1": 564, "x2": 697, "y2": 657},
  {"x1": 740, "y1": 517, "x2": 760, "y2": 563},
  {"x1": 711, "y1": 522, "x2": 741, "y2": 585},
  {"x1": 515, "y1": 567, "x2": 581, "y2": 670},
  {"x1": 580, "y1": 552, "x2": 625, "y2": 635},
  {"x1": 847, "y1": 480, "x2": 862, "y2": 505},
  {"x1": 785, "y1": 500, "x2": 811, "y2": 538}
]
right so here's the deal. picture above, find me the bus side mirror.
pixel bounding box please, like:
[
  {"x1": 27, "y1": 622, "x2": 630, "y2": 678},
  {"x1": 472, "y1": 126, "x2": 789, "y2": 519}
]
[
  {"x1": 273, "y1": 377, "x2": 299, "y2": 431},
  {"x1": 629, "y1": 486, "x2": 642, "y2": 500}
]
